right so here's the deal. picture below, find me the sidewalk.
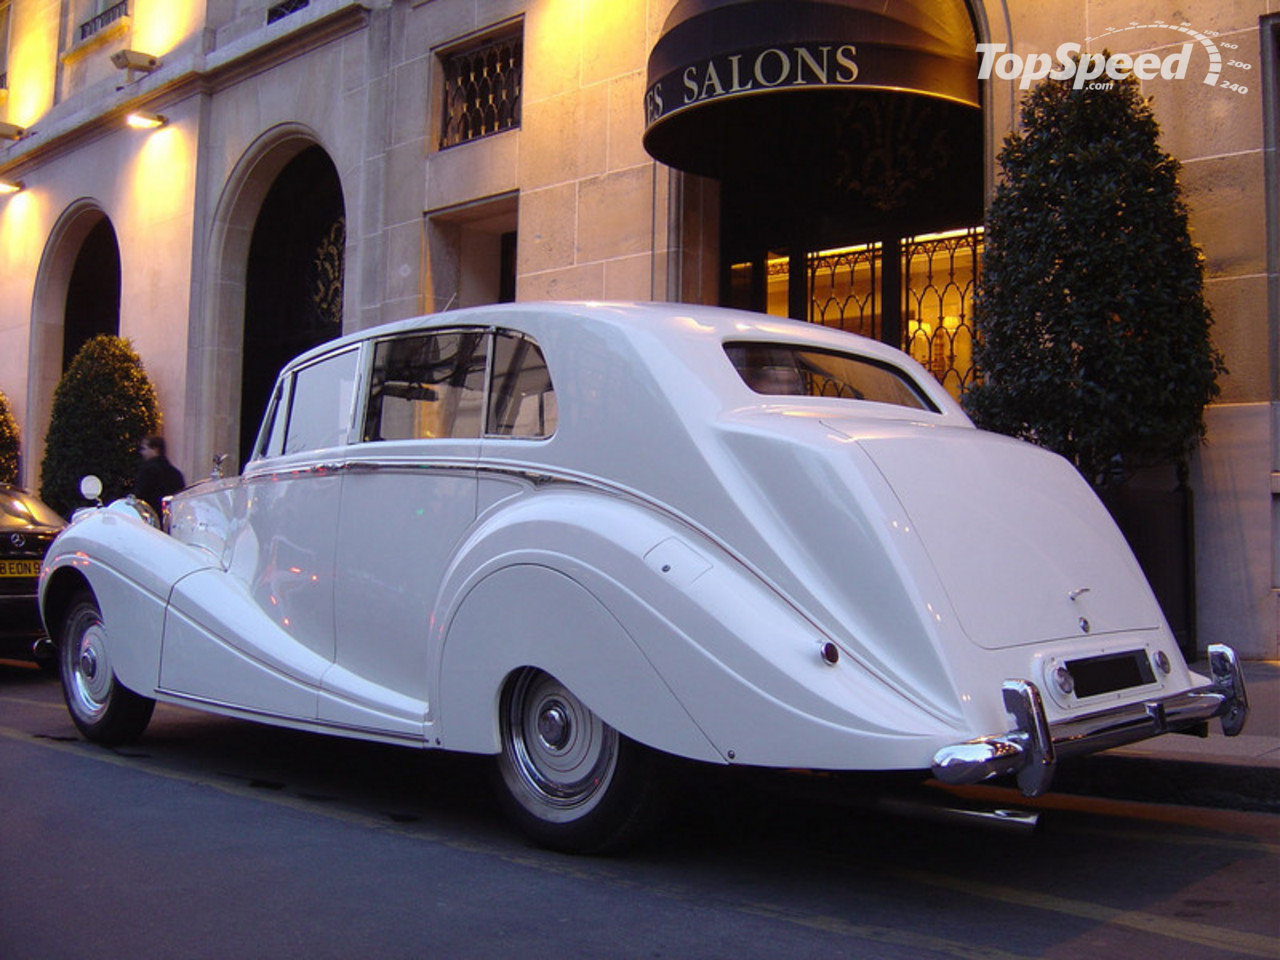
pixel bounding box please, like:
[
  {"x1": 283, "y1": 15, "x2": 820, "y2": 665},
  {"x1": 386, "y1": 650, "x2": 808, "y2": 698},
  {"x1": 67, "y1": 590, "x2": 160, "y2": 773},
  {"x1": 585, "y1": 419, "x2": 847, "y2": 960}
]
[
  {"x1": 1103, "y1": 659, "x2": 1280, "y2": 768},
  {"x1": 1068, "y1": 659, "x2": 1280, "y2": 813}
]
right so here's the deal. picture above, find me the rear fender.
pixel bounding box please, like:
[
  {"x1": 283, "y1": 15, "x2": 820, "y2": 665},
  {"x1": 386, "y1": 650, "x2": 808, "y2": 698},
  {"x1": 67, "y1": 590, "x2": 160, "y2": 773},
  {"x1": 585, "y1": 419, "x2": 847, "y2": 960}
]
[
  {"x1": 434, "y1": 488, "x2": 955, "y2": 768},
  {"x1": 438, "y1": 562, "x2": 722, "y2": 762}
]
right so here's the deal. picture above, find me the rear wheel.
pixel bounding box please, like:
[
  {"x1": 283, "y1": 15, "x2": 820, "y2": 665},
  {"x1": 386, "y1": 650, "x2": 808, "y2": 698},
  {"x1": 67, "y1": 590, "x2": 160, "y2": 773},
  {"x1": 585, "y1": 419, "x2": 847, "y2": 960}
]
[
  {"x1": 494, "y1": 668, "x2": 665, "y2": 854},
  {"x1": 59, "y1": 591, "x2": 154, "y2": 745}
]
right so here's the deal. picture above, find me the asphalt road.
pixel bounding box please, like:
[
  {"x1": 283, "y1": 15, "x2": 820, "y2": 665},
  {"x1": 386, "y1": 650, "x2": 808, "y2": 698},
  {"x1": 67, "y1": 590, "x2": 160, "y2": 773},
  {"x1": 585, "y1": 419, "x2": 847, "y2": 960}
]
[{"x1": 1, "y1": 661, "x2": 1277, "y2": 960}]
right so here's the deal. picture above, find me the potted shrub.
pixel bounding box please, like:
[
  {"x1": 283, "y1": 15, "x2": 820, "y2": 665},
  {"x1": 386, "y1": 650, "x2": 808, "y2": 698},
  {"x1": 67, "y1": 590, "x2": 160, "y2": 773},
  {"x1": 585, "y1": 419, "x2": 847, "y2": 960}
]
[
  {"x1": 965, "y1": 68, "x2": 1224, "y2": 656},
  {"x1": 0, "y1": 390, "x2": 19, "y2": 485},
  {"x1": 40, "y1": 335, "x2": 161, "y2": 516}
]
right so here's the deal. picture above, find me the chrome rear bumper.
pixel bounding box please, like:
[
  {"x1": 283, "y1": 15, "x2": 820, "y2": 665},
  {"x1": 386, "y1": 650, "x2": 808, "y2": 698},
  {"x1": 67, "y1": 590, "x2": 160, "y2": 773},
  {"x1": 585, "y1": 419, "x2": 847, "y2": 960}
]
[{"x1": 931, "y1": 644, "x2": 1250, "y2": 796}]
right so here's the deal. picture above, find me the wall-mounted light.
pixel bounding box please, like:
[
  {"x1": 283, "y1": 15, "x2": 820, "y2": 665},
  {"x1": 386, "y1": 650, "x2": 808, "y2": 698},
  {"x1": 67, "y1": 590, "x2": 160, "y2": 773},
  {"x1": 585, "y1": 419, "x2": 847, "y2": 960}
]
[
  {"x1": 0, "y1": 178, "x2": 24, "y2": 195},
  {"x1": 111, "y1": 50, "x2": 161, "y2": 73},
  {"x1": 126, "y1": 111, "x2": 167, "y2": 130},
  {"x1": 0, "y1": 121, "x2": 24, "y2": 141}
]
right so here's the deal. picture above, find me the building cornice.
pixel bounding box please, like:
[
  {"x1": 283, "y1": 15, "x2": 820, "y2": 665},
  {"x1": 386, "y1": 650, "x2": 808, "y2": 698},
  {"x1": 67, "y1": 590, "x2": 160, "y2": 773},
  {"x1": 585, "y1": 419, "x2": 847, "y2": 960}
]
[{"x1": 0, "y1": 2, "x2": 371, "y2": 179}]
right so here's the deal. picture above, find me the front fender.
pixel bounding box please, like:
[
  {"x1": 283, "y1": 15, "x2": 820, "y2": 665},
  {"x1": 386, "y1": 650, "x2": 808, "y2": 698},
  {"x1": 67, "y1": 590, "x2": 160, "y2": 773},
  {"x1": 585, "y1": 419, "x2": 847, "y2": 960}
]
[{"x1": 40, "y1": 509, "x2": 217, "y2": 696}]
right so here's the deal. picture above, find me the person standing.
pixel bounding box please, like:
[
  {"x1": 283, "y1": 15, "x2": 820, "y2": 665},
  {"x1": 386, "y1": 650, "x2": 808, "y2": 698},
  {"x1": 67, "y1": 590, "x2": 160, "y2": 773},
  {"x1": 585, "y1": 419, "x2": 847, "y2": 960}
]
[{"x1": 134, "y1": 435, "x2": 186, "y2": 517}]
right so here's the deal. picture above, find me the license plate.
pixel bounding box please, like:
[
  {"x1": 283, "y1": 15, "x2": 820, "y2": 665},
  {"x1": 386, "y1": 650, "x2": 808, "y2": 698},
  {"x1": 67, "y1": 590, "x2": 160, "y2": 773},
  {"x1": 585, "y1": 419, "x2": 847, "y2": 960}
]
[
  {"x1": 0, "y1": 559, "x2": 41, "y2": 578},
  {"x1": 1066, "y1": 650, "x2": 1156, "y2": 698}
]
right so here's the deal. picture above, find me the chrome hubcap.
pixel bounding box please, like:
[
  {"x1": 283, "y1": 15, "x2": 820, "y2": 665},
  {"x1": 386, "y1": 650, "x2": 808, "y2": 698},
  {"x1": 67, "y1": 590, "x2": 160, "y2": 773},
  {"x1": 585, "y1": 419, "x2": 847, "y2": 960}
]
[
  {"x1": 63, "y1": 611, "x2": 112, "y2": 723},
  {"x1": 502, "y1": 670, "x2": 619, "y2": 816},
  {"x1": 537, "y1": 703, "x2": 570, "y2": 750}
]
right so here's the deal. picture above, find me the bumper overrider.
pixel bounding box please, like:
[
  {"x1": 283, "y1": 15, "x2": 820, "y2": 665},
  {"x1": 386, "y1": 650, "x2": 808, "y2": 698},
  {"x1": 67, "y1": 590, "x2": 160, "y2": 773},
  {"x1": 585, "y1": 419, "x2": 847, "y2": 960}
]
[{"x1": 931, "y1": 644, "x2": 1250, "y2": 796}]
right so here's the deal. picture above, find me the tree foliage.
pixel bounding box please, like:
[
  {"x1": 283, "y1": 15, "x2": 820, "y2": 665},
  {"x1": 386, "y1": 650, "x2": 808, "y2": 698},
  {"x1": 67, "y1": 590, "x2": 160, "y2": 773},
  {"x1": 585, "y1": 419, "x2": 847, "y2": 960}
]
[
  {"x1": 964, "y1": 70, "x2": 1224, "y2": 486},
  {"x1": 40, "y1": 335, "x2": 161, "y2": 515},
  {"x1": 0, "y1": 390, "x2": 18, "y2": 485}
]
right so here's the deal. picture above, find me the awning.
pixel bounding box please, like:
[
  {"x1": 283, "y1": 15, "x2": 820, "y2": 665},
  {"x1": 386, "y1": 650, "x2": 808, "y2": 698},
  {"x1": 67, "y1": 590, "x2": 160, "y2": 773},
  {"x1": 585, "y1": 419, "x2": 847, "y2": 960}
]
[{"x1": 644, "y1": 0, "x2": 980, "y2": 182}]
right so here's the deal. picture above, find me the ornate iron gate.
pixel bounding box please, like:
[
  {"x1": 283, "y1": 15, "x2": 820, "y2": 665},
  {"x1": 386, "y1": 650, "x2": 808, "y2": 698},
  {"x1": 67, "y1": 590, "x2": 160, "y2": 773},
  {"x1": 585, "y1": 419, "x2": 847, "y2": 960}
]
[{"x1": 804, "y1": 227, "x2": 982, "y2": 399}]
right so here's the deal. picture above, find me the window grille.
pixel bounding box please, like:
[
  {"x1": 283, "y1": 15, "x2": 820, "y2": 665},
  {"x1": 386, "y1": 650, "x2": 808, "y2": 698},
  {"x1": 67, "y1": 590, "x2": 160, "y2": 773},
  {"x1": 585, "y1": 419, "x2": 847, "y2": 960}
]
[
  {"x1": 439, "y1": 33, "x2": 523, "y2": 149},
  {"x1": 901, "y1": 227, "x2": 982, "y2": 399},
  {"x1": 78, "y1": 0, "x2": 127, "y2": 42},
  {"x1": 267, "y1": 0, "x2": 309, "y2": 25},
  {"x1": 808, "y1": 243, "x2": 881, "y2": 340},
  {"x1": 804, "y1": 227, "x2": 983, "y2": 400}
]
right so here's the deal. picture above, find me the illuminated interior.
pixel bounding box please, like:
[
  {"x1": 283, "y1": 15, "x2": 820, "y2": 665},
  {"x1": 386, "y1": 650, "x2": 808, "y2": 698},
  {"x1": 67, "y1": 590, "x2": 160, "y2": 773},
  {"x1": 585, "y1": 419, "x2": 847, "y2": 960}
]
[{"x1": 730, "y1": 228, "x2": 982, "y2": 400}]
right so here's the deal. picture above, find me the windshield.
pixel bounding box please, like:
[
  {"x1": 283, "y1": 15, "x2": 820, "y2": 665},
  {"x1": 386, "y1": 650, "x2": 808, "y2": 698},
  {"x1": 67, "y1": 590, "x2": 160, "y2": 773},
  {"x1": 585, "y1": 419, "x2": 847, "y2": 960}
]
[
  {"x1": 0, "y1": 489, "x2": 64, "y2": 529},
  {"x1": 725, "y1": 342, "x2": 938, "y2": 412}
]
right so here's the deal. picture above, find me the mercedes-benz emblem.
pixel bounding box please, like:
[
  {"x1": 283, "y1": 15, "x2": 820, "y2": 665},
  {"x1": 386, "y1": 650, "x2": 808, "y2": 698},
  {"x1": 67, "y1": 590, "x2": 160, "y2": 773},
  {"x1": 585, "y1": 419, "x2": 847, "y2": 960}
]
[{"x1": 9, "y1": 533, "x2": 24, "y2": 548}]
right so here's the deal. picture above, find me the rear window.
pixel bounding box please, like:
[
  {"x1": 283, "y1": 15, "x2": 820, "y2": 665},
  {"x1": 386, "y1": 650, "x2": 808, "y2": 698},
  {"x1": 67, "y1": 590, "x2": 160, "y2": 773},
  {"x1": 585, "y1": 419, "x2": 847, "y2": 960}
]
[{"x1": 725, "y1": 342, "x2": 938, "y2": 413}]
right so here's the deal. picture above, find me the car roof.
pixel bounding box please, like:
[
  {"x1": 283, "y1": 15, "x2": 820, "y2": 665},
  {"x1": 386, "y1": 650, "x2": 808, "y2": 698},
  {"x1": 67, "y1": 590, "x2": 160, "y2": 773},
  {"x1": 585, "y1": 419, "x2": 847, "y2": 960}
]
[{"x1": 283, "y1": 301, "x2": 937, "y2": 378}]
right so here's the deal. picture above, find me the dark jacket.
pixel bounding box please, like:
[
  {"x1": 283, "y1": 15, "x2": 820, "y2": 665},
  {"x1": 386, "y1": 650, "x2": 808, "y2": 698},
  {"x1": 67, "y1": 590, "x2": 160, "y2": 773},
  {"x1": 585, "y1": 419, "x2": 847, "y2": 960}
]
[{"x1": 134, "y1": 456, "x2": 186, "y2": 516}]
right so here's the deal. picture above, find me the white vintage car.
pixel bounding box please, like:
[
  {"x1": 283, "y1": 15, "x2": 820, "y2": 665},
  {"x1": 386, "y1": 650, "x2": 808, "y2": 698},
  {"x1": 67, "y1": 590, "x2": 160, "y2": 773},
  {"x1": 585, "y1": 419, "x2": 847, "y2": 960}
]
[{"x1": 40, "y1": 302, "x2": 1248, "y2": 851}]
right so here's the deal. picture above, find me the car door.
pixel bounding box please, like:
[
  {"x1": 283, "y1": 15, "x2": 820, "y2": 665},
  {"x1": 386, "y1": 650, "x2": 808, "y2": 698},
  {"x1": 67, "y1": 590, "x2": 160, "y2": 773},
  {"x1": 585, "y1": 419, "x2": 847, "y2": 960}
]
[
  {"x1": 160, "y1": 347, "x2": 361, "y2": 719},
  {"x1": 321, "y1": 329, "x2": 488, "y2": 736}
]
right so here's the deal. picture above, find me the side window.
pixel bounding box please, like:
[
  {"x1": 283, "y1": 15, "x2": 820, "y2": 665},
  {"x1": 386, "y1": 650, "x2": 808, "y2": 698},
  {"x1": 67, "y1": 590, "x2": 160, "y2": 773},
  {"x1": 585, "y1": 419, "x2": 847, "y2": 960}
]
[
  {"x1": 364, "y1": 331, "x2": 487, "y2": 441},
  {"x1": 282, "y1": 349, "x2": 360, "y2": 455},
  {"x1": 488, "y1": 332, "x2": 556, "y2": 437},
  {"x1": 255, "y1": 376, "x2": 293, "y2": 460}
]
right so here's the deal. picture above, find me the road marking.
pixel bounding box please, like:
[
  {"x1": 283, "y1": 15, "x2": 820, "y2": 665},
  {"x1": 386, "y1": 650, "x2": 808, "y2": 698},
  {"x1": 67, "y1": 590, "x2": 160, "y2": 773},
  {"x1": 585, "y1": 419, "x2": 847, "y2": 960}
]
[
  {"x1": 891, "y1": 867, "x2": 1280, "y2": 959},
  {"x1": 942, "y1": 782, "x2": 1280, "y2": 847},
  {"x1": 0, "y1": 695, "x2": 66, "y2": 711},
  {"x1": 1068, "y1": 823, "x2": 1280, "y2": 857}
]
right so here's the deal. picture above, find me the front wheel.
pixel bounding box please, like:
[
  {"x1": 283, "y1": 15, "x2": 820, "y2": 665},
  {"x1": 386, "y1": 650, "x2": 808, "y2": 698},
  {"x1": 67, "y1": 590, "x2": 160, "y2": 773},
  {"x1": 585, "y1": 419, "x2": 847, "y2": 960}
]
[
  {"x1": 493, "y1": 668, "x2": 665, "y2": 854},
  {"x1": 59, "y1": 591, "x2": 155, "y2": 745}
]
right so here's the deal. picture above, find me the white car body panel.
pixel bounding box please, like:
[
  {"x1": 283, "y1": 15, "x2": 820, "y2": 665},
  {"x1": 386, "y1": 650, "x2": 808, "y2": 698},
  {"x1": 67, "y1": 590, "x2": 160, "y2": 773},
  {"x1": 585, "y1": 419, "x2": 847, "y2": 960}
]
[{"x1": 39, "y1": 302, "x2": 1247, "y2": 792}]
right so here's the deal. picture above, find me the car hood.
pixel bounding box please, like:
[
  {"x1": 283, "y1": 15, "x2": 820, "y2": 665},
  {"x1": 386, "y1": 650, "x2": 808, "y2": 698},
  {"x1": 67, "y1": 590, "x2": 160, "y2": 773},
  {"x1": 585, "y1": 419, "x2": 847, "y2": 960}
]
[{"x1": 838, "y1": 423, "x2": 1164, "y2": 649}]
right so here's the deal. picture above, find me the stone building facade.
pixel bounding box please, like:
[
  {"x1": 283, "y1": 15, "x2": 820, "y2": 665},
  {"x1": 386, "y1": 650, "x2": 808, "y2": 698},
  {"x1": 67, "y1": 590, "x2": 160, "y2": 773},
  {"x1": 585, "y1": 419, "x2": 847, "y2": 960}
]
[{"x1": 0, "y1": 0, "x2": 1276, "y2": 657}]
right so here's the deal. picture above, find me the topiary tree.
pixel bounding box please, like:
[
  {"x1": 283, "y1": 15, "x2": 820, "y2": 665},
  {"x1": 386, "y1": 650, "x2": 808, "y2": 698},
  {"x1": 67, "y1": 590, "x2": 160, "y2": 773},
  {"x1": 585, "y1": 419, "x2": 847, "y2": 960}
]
[
  {"x1": 964, "y1": 67, "x2": 1224, "y2": 488},
  {"x1": 0, "y1": 390, "x2": 19, "y2": 485},
  {"x1": 40, "y1": 335, "x2": 161, "y2": 515}
]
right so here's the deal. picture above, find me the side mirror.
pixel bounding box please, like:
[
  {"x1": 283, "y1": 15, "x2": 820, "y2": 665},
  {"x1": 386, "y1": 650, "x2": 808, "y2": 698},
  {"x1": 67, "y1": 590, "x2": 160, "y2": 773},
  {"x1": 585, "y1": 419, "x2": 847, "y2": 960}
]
[{"x1": 79, "y1": 475, "x2": 103, "y2": 504}]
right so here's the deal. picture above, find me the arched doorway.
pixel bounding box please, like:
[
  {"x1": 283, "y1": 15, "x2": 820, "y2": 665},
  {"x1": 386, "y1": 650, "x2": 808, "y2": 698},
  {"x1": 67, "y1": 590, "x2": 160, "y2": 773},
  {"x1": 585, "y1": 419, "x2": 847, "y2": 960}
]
[
  {"x1": 645, "y1": 0, "x2": 985, "y2": 398},
  {"x1": 240, "y1": 145, "x2": 346, "y2": 462},
  {"x1": 195, "y1": 128, "x2": 347, "y2": 474},
  {"x1": 62, "y1": 216, "x2": 121, "y2": 369},
  {"x1": 25, "y1": 202, "x2": 120, "y2": 488}
]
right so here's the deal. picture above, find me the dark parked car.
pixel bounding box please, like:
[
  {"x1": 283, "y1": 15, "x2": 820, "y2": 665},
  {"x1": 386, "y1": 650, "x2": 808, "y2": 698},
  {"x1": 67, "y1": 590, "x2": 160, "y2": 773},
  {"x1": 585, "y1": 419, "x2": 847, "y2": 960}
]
[{"x1": 0, "y1": 484, "x2": 65, "y2": 671}]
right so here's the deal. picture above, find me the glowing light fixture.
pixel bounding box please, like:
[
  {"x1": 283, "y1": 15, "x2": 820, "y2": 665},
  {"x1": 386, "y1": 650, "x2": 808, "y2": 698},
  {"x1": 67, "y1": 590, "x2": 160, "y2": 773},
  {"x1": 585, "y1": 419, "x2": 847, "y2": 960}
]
[
  {"x1": 0, "y1": 178, "x2": 25, "y2": 195},
  {"x1": 0, "y1": 121, "x2": 24, "y2": 141},
  {"x1": 126, "y1": 111, "x2": 168, "y2": 130}
]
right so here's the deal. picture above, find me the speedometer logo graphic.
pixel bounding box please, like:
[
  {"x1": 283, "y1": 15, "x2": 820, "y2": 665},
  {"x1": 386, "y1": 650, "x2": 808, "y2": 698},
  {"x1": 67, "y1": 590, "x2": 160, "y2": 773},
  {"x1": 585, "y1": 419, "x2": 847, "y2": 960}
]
[{"x1": 1087, "y1": 20, "x2": 1253, "y2": 94}]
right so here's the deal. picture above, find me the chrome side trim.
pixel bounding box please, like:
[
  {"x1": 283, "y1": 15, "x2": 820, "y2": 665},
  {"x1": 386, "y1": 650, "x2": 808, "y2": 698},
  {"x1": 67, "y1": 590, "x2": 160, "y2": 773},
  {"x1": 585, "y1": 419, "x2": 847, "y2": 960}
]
[
  {"x1": 155, "y1": 688, "x2": 431, "y2": 748},
  {"x1": 931, "y1": 643, "x2": 1250, "y2": 796}
]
